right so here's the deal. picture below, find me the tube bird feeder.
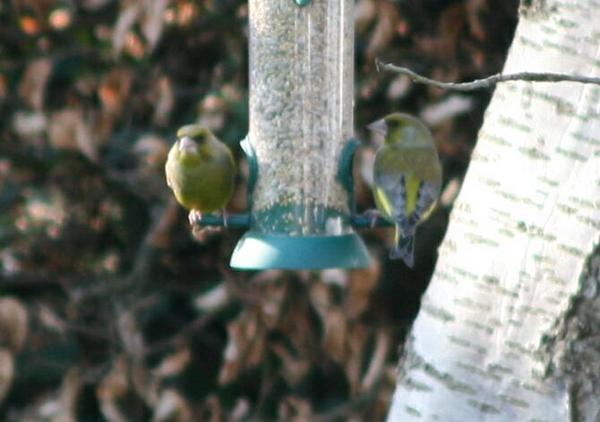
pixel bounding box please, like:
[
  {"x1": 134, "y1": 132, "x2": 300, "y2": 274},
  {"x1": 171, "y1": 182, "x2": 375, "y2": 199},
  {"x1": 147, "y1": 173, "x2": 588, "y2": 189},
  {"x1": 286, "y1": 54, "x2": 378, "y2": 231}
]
[{"x1": 229, "y1": 0, "x2": 371, "y2": 269}]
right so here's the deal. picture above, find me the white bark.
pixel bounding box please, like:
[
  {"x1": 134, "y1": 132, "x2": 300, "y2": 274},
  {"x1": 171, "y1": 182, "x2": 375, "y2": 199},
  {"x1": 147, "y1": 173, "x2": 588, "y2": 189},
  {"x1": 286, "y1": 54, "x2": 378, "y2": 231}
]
[{"x1": 388, "y1": 1, "x2": 600, "y2": 421}]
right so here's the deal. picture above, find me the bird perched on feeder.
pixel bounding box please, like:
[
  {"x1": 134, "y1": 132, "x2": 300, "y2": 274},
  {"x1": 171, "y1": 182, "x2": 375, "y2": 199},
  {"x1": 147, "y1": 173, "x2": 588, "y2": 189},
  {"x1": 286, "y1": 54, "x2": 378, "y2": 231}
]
[
  {"x1": 368, "y1": 113, "x2": 442, "y2": 267},
  {"x1": 165, "y1": 124, "x2": 235, "y2": 225}
]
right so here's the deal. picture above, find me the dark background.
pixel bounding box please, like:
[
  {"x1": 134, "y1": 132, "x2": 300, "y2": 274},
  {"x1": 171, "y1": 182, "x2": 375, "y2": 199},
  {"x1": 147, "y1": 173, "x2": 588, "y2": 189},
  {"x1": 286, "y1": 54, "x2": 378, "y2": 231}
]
[{"x1": 0, "y1": 0, "x2": 518, "y2": 420}]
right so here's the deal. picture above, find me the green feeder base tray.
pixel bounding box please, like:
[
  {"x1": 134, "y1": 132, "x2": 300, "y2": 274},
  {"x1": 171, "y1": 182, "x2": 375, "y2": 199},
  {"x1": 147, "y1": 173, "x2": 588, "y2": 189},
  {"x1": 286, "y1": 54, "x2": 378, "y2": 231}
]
[{"x1": 230, "y1": 232, "x2": 371, "y2": 270}]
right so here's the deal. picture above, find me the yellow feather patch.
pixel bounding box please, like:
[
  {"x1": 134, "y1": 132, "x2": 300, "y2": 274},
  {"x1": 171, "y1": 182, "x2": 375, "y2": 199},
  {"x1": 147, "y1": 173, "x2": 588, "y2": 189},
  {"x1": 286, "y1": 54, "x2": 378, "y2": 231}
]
[
  {"x1": 404, "y1": 176, "x2": 421, "y2": 215},
  {"x1": 374, "y1": 187, "x2": 394, "y2": 219}
]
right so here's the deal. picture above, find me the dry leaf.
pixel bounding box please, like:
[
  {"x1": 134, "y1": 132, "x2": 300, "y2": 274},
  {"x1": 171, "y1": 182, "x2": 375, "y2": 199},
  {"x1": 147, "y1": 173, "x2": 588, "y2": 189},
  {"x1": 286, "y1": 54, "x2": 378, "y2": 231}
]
[
  {"x1": 345, "y1": 323, "x2": 369, "y2": 395},
  {"x1": 355, "y1": 0, "x2": 377, "y2": 34},
  {"x1": 131, "y1": 362, "x2": 159, "y2": 407},
  {"x1": 197, "y1": 95, "x2": 227, "y2": 132},
  {"x1": 278, "y1": 396, "x2": 312, "y2": 421},
  {"x1": 112, "y1": 2, "x2": 140, "y2": 56},
  {"x1": 202, "y1": 395, "x2": 223, "y2": 422},
  {"x1": 118, "y1": 135, "x2": 171, "y2": 202},
  {"x1": 154, "y1": 346, "x2": 191, "y2": 379},
  {"x1": 321, "y1": 307, "x2": 348, "y2": 364},
  {"x1": 219, "y1": 310, "x2": 265, "y2": 385},
  {"x1": 152, "y1": 388, "x2": 193, "y2": 422},
  {"x1": 420, "y1": 95, "x2": 473, "y2": 126},
  {"x1": 440, "y1": 177, "x2": 462, "y2": 207},
  {"x1": 366, "y1": 2, "x2": 399, "y2": 61},
  {"x1": 278, "y1": 292, "x2": 318, "y2": 365},
  {"x1": 124, "y1": 32, "x2": 146, "y2": 59},
  {"x1": 0, "y1": 249, "x2": 21, "y2": 276},
  {"x1": 308, "y1": 281, "x2": 333, "y2": 322},
  {"x1": 229, "y1": 398, "x2": 251, "y2": 422},
  {"x1": 194, "y1": 284, "x2": 231, "y2": 314},
  {"x1": 361, "y1": 329, "x2": 391, "y2": 391},
  {"x1": 112, "y1": 0, "x2": 168, "y2": 57},
  {"x1": 0, "y1": 348, "x2": 14, "y2": 404},
  {"x1": 152, "y1": 76, "x2": 174, "y2": 126},
  {"x1": 117, "y1": 310, "x2": 146, "y2": 361},
  {"x1": 12, "y1": 111, "x2": 47, "y2": 140},
  {"x1": 141, "y1": 0, "x2": 168, "y2": 51},
  {"x1": 259, "y1": 279, "x2": 288, "y2": 329},
  {"x1": 0, "y1": 296, "x2": 29, "y2": 353},
  {"x1": 97, "y1": 356, "x2": 130, "y2": 422},
  {"x1": 37, "y1": 304, "x2": 67, "y2": 334},
  {"x1": 99, "y1": 68, "x2": 134, "y2": 117},
  {"x1": 48, "y1": 109, "x2": 98, "y2": 162},
  {"x1": 347, "y1": 260, "x2": 381, "y2": 320},
  {"x1": 50, "y1": 367, "x2": 83, "y2": 422},
  {"x1": 133, "y1": 135, "x2": 169, "y2": 170},
  {"x1": 271, "y1": 342, "x2": 310, "y2": 386},
  {"x1": 18, "y1": 58, "x2": 52, "y2": 110},
  {"x1": 174, "y1": 2, "x2": 198, "y2": 27},
  {"x1": 49, "y1": 8, "x2": 72, "y2": 30},
  {"x1": 0, "y1": 74, "x2": 8, "y2": 99},
  {"x1": 466, "y1": 0, "x2": 488, "y2": 41},
  {"x1": 321, "y1": 269, "x2": 348, "y2": 287},
  {"x1": 386, "y1": 75, "x2": 412, "y2": 101},
  {"x1": 439, "y1": 3, "x2": 466, "y2": 45}
]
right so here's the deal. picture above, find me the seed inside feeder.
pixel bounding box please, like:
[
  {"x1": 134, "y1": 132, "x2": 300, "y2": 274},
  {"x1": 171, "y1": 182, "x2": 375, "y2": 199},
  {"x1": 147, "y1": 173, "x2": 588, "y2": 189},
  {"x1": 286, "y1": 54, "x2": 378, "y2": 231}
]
[{"x1": 249, "y1": 0, "x2": 354, "y2": 235}]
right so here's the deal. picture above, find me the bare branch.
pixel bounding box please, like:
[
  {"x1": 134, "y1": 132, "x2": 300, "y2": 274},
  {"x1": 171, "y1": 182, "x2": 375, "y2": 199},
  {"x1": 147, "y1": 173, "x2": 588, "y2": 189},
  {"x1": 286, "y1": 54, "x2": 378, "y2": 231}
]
[{"x1": 376, "y1": 59, "x2": 600, "y2": 91}]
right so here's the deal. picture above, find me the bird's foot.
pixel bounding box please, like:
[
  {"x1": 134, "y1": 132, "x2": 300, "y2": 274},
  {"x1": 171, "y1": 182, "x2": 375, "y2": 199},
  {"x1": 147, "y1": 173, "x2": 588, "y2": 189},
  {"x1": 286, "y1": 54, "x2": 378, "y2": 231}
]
[
  {"x1": 188, "y1": 210, "x2": 203, "y2": 226},
  {"x1": 364, "y1": 209, "x2": 382, "y2": 228}
]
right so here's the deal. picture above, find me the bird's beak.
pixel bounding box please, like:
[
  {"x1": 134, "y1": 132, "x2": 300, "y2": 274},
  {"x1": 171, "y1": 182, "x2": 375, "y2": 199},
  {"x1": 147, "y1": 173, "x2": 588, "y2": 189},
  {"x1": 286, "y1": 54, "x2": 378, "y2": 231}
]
[
  {"x1": 367, "y1": 119, "x2": 388, "y2": 136},
  {"x1": 179, "y1": 136, "x2": 198, "y2": 154}
]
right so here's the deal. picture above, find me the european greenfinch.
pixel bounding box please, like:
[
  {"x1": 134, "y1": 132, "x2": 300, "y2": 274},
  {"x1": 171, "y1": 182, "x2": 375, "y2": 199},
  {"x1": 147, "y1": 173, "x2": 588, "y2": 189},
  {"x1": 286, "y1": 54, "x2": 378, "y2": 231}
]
[
  {"x1": 368, "y1": 113, "x2": 442, "y2": 267},
  {"x1": 165, "y1": 124, "x2": 235, "y2": 223}
]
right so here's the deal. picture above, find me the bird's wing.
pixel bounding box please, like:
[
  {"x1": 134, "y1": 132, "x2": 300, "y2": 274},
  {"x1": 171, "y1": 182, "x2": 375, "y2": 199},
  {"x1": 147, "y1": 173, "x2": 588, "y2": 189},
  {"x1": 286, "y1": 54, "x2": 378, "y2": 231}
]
[
  {"x1": 408, "y1": 180, "x2": 441, "y2": 226},
  {"x1": 374, "y1": 168, "x2": 440, "y2": 232},
  {"x1": 373, "y1": 169, "x2": 408, "y2": 225}
]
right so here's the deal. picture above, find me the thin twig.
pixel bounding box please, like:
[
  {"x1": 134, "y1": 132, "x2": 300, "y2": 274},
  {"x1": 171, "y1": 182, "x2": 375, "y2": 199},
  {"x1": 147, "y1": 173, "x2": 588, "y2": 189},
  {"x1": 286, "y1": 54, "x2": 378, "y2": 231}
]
[{"x1": 376, "y1": 59, "x2": 600, "y2": 91}]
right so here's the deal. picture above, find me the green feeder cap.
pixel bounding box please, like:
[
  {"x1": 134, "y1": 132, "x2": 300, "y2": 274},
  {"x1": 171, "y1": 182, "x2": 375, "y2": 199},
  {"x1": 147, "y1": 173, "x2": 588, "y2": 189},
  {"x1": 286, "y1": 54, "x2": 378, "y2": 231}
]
[{"x1": 230, "y1": 232, "x2": 370, "y2": 270}]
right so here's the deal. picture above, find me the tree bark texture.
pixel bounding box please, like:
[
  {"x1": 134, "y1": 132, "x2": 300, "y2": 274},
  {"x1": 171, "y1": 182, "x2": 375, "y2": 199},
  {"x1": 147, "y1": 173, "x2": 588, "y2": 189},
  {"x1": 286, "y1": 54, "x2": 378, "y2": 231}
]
[{"x1": 387, "y1": 1, "x2": 600, "y2": 421}]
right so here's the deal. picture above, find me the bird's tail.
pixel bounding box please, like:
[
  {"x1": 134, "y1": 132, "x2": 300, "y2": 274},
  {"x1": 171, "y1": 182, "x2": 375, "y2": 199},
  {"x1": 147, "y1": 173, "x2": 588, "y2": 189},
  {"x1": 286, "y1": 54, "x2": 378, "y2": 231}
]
[{"x1": 390, "y1": 225, "x2": 415, "y2": 268}]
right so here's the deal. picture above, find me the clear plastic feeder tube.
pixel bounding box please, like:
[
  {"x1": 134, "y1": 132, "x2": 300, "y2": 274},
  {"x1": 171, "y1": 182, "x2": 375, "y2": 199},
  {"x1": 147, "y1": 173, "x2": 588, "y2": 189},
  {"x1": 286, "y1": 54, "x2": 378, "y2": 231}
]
[
  {"x1": 249, "y1": 0, "x2": 354, "y2": 235},
  {"x1": 231, "y1": 0, "x2": 369, "y2": 269}
]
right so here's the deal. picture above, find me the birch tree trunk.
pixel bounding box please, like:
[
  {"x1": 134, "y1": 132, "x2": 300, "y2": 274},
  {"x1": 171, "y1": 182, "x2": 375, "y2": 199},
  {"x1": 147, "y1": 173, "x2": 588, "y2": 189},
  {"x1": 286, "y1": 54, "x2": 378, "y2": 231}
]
[{"x1": 387, "y1": 1, "x2": 600, "y2": 421}]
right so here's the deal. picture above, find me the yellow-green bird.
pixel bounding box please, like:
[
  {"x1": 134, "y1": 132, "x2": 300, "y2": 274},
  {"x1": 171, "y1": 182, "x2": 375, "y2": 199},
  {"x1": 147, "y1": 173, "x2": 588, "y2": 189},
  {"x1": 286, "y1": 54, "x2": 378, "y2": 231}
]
[
  {"x1": 165, "y1": 124, "x2": 235, "y2": 223},
  {"x1": 368, "y1": 113, "x2": 442, "y2": 267}
]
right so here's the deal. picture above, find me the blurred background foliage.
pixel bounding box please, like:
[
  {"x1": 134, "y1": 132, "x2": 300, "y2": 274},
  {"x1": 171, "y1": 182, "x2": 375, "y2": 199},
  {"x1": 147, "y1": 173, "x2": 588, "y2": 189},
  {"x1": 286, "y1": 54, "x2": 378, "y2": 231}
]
[{"x1": 0, "y1": 0, "x2": 518, "y2": 420}]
